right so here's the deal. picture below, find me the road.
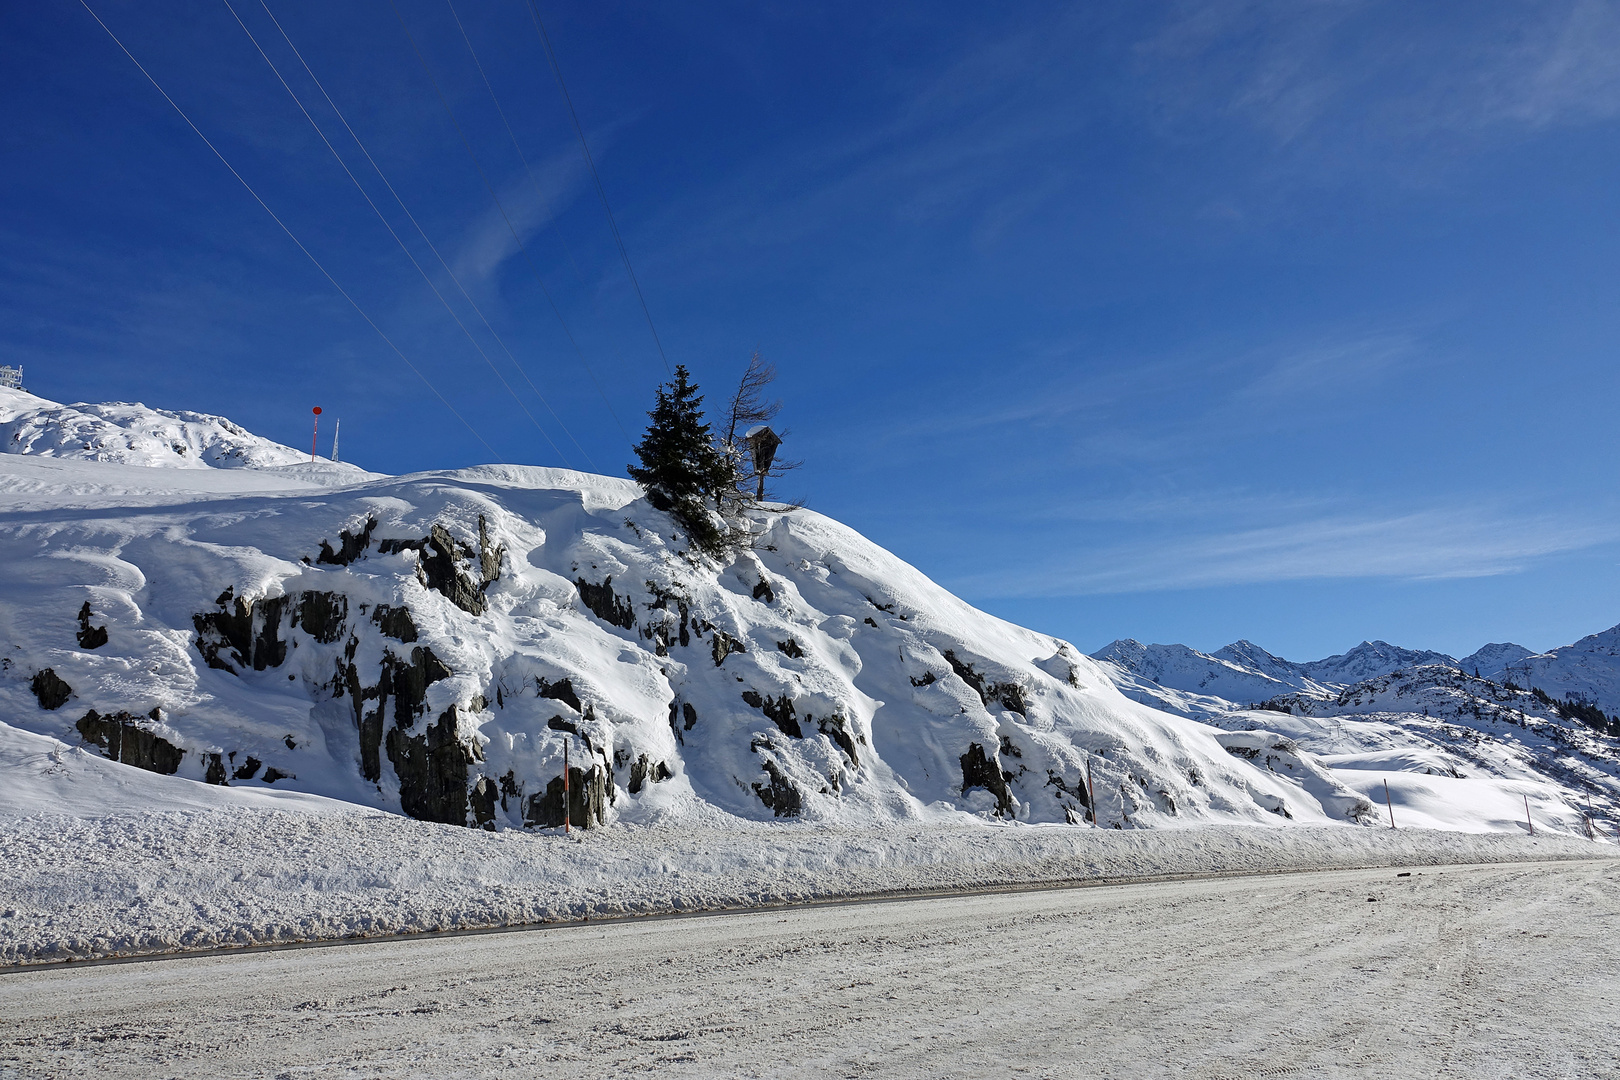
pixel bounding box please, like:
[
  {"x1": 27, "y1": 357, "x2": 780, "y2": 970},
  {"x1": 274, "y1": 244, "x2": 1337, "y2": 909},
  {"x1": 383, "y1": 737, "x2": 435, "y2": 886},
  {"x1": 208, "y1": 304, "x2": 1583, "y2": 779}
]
[{"x1": 2, "y1": 860, "x2": 1616, "y2": 1079}]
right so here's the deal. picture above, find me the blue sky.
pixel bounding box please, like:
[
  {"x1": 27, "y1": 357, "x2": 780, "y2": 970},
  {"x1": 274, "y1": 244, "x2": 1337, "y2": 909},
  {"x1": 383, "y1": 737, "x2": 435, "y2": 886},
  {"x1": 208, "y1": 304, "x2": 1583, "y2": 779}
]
[{"x1": 6, "y1": 0, "x2": 1620, "y2": 660}]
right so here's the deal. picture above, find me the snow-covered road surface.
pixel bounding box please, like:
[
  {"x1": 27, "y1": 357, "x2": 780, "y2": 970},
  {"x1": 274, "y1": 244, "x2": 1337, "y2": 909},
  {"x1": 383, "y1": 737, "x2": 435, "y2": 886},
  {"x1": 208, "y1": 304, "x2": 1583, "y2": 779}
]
[{"x1": 3, "y1": 859, "x2": 1615, "y2": 1079}]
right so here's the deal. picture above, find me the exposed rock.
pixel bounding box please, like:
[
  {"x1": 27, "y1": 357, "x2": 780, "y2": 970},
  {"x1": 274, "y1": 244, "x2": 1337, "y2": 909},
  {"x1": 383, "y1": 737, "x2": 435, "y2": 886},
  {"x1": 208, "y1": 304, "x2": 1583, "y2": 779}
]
[
  {"x1": 909, "y1": 671, "x2": 936, "y2": 687},
  {"x1": 262, "y1": 767, "x2": 293, "y2": 783},
  {"x1": 537, "y1": 677, "x2": 582, "y2": 713},
  {"x1": 204, "y1": 753, "x2": 228, "y2": 785},
  {"x1": 477, "y1": 515, "x2": 504, "y2": 587},
  {"x1": 293, "y1": 591, "x2": 347, "y2": 645},
  {"x1": 959, "y1": 741, "x2": 1014, "y2": 817},
  {"x1": 344, "y1": 645, "x2": 453, "y2": 784},
  {"x1": 776, "y1": 638, "x2": 804, "y2": 659},
  {"x1": 628, "y1": 753, "x2": 673, "y2": 794},
  {"x1": 193, "y1": 588, "x2": 289, "y2": 673},
  {"x1": 76, "y1": 708, "x2": 185, "y2": 775},
  {"x1": 31, "y1": 668, "x2": 72, "y2": 711},
  {"x1": 944, "y1": 650, "x2": 1026, "y2": 715},
  {"x1": 752, "y1": 577, "x2": 775, "y2": 603},
  {"x1": 470, "y1": 776, "x2": 498, "y2": 830},
  {"x1": 370, "y1": 604, "x2": 418, "y2": 643},
  {"x1": 317, "y1": 517, "x2": 376, "y2": 566},
  {"x1": 712, "y1": 629, "x2": 746, "y2": 666},
  {"x1": 522, "y1": 763, "x2": 611, "y2": 828},
  {"x1": 817, "y1": 713, "x2": 860, "y2": 765},
  {"x1": 386, "y1": 702, "x2": 480, "y2": 825},
  {"x1": 232, "y1": 756, "x2": 262, "y2": 780},
  {"x1": 751, "y1": 756, "x2": 801, "y2": 817},
  {"x1": 741, "y1": 689, "x2": 802, "y2": 737},
  {"x1": 576, "y1": 576, "x2": 635, "y2": 630},
  {"x1": 419, "y1": 524, "x2": 488, "y2": 615},
  {"x1": 75, "y1": 602, "x2": 108, "y2": 650}
]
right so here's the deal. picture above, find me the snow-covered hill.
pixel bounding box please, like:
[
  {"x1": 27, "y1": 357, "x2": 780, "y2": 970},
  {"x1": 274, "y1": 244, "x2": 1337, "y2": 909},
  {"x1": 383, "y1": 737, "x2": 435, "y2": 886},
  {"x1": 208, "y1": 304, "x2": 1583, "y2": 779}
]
[{"x1": 2, "y1": 396, "x2": 1384, "y2": 833}]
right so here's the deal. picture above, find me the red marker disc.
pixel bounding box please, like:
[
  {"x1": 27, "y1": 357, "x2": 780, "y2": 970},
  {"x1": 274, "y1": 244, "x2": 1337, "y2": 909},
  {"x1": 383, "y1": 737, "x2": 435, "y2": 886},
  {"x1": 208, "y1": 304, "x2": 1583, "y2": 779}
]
[{"x1": 312, "y1": 406, "x2": 323, "y2": 415}]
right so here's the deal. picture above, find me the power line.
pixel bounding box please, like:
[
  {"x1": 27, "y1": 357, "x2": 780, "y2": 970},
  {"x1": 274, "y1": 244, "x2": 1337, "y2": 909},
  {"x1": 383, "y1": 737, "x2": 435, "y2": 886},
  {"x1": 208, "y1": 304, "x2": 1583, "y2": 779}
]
[
  {"x1": 255, "y1": 0, "x2": 598, "y2": 470},
  {"x1": 442, "y1": 0, "x2": 631, "y2": 441},
  {"x1": 222, "y1": 0, "x2": 586, "y2": 471},
  {"x1": 77, "y1": 0, "x2": 499, "y2": 461},
  {"x1": 523, "y1": 0, "x2": 671, "y2": 377},
  {"x1": 388, "y1": 0, "x2": 641, "y2": 449}
]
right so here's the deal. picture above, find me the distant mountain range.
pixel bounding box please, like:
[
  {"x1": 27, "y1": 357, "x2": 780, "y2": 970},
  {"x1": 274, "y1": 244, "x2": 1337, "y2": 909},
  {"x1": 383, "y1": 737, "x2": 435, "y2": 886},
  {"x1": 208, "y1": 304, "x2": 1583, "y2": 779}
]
[{"x1": 1091, "y1": 630, "x2": 1620, "y2": 722}]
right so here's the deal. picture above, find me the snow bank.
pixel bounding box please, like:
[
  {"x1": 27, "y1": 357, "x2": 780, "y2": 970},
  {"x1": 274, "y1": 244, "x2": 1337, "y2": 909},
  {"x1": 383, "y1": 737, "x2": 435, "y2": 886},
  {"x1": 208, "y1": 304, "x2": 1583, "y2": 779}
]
[{"x1": 1, "y1": 802, "x2": 1609, "y2": 967}]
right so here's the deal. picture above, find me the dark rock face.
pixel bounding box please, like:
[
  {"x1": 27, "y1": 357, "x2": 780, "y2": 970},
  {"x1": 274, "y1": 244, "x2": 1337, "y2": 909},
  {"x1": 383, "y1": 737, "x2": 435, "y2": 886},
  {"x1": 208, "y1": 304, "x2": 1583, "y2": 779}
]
[
  {"x1": 294, "y1": 592, "x2": 347, "y2": 645},
  {"x1": 386, "y1": 703, "x2": 480, "y2": 825},
  {"x1": 75, "y1": 602, "x2": 108, "y2": 650},
  {"x1": 537, "y1": 677, "x2": 582, "y2": 713},
  {"x1": 628, "y1": 754, "x2": 673, "y2": 793},
  {"x1": 418, "y1": 524, "x2": 488, "y2": 616},
  {"x1": 741, "y1": 689, "x2": 802, "y2": 738},
  {"x1": 776, "y1": 638, "x2": 803, "y2": 659},
  {"x1": 817, "y1": 713, "x2": 860, "y2": 766},
  {"x1": 523, "y1": 764, "x2": 611, "y2": 828},
  {"x1": 31, "y1": 668, "x2": 72, "y2": 710},
  {"x1": 371, "y1": 604, "x2": 418, "y2": 642},
  {"x1": 711, "y1": 629, "x2": 746, "y2": 667},
  {"x1": 76, "y1": 709, "x2": 185, "y2": 775},
  {"x1": 959, "y1": 741, "x2": 1014, "y2": 817},
  {"x1": 943, "y1": 650, "x2": 1026, "y2": 715},
  {"x1": 317, "y1": 517, "x2": 376, "y2": 566},
  {"x1": 576, "y1": 576, "x2": 635, "y2": 630},
  {"x1": 204, "y1": 753, "x2": 228, "y2": 785},
  {"x1": 193, "y1": 588, "x2": 290, "y2": 673},
  {"x1": 233, "y1": 756, "x2": 262, "y2": 780},
  {"x1": 752, "y1": 577, "x2": 775, "y2": 603},
  {"x1": 752, "y1": 758, "x2": 801, "y2": 817},
  {"x1": 470, "y1": 775, "x2": 498, "y2": 830},
  {"x1": 343, "y1": 645, "x2": 452, "y2": 784}
]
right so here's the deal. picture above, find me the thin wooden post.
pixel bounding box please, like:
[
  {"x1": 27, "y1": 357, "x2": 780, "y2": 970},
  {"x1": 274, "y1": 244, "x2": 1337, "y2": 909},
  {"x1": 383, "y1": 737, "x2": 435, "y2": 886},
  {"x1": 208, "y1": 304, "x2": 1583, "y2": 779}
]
[
  {"x1": 1384, "y1": 779, "x2": 1396, "y2": 829},
  {"x1": 1086, "y1": 757, "x2": 1099, "y2": 828},
  {"x1": 1523, "y1": 793, "x2": 1533, "y2": 836},
  {"x1": 563, "y1": 740, "x2": 571, "y2": 836}
]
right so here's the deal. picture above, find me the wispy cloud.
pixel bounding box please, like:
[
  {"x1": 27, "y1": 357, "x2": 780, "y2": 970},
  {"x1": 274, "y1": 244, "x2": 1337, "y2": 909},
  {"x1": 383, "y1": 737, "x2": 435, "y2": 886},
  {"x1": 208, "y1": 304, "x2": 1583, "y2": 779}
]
[
  {"x1": 1139, "y1": 0, "x2": 1620, "y2": 148},
  {"x1": 448, "y1": 146, "x2": 587, "y2": 284},
  {"x1": 952, "y1": 499, "x2": 1620, "y2": 597}
]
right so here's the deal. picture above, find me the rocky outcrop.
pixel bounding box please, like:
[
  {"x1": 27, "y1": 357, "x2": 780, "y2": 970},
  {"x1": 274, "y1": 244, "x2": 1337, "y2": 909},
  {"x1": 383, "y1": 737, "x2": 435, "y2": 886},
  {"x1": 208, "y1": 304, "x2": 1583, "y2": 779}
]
[
  {"x1": 341, "y1": 644, "x2": 452, "y2": 784},
  {"x1": 944, "y1": 650, "x2": 1027, "y2": 715},
  {"x1": 522, "y1": 763, "x2": 612, "y2": 828},
  {"x1": 959, "y1": 741, "x2": 1014, "y2": 817},
  {"x1": 193, "y1": 588, "x2": 289, "y2": 673},
  {"x1": 317, "y1": 517, "x2": 376, "y2": 566},
  {"x1": 75, "y1": 602, "x2": 108, "y2": 650},
  {"x1": 576, "y1": 576, "x2": 635, "y2": 630},
  {"x1": 628, "y1": 754, "x2": 672, "y2": 793},
  {"x1": 752, "y1": 756, "x2": 801, "y2": 817},
  {"x1": 31, "y1": 668, "x2": 72, "y2": 710},
  {"x1": 76, "y1": 708, "x2": 185, "y2": 775},
  {"x1": 386, "y1": 702, "x2": 481, "y2": 825}
]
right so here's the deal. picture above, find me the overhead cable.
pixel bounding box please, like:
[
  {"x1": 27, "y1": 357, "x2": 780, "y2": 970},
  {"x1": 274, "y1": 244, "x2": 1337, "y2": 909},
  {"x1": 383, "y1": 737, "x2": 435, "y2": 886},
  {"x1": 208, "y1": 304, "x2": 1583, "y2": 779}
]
[
  {"x1": 523, "y1": 0, "x2": 672, "y2": 376},
  {"x1": 254, "y1": 0, "x2": 598, "y2": 469},
  {"x1": 76, "y1": 0, "x2": 499, "y2": 461},
  {"x1": 388, "y1": 0, "x2": 645, "y2": 446},
  {"x1": 221, "y1": 0, "x2": 582, "y2": 469},
  {"x1": 442, "y1": 0, "x2": 630, "y2": 441}
]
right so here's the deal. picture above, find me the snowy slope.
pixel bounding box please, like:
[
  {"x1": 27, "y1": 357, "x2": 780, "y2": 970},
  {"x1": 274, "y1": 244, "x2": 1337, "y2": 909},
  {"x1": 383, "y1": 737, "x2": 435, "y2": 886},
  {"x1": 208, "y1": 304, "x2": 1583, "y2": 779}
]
[
  {"x1": 1090, "y1": 638, "x2": 1336, "y2": 716},
  {"x1": 0, "y1": 399, "x2": 1380, "y2": 834}
]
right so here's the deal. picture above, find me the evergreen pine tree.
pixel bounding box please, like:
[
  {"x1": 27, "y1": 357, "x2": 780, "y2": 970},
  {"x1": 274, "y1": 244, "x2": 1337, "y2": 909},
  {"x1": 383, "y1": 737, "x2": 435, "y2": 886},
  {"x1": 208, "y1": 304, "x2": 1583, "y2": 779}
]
[{"x1": 628, "y1": 365, "x2": 731, "y2": 554}]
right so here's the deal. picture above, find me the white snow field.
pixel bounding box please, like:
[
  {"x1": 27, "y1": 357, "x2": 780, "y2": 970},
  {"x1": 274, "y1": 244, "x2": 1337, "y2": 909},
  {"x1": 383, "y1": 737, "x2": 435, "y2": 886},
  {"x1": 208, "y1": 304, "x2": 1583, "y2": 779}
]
[{"x1": 2, "y1": 859, "x2": 1616, "y2": 1079}]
